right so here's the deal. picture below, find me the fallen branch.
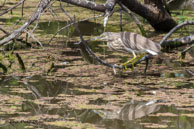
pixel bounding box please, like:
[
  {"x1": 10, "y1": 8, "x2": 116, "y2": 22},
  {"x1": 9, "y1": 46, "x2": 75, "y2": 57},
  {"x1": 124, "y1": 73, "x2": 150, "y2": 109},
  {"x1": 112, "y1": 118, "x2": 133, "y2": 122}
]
[
  {"x1": 103, "y1": 0, "x2": 117, "y2": 27},
  {"x1": 0, "y1": 25, "x2": 31, "y2": 46},
  {"x1": 60, "y1": 4, "x2": 122, "y2": 69},
  {"x1": 0, "y1": 0, "x2": 25, "y2": 16},
  {"x1": 163, "y1": 35, "x2": 194, "y2": 45},
  {"x1": 0, "y1": 25, "x2": 9, "y2": 35},
  {"x1": 159, "y1": 21, "x2": 194, "y2": 45},
  {"x1": 162, "y1": 34, "x2": 194, "y2": 50},
  {"x1": 0, "y1": 0, "x2": 50, "y2": 46},
  {"x1": 131, "y1": 21, "x2": 194, "y2": 70},
  {"x1": 60, "y1": 0, "x2": 106, "y2": 12},
  {"x1": 105, "y1": 0, "x2": 116, "y2": 14}
]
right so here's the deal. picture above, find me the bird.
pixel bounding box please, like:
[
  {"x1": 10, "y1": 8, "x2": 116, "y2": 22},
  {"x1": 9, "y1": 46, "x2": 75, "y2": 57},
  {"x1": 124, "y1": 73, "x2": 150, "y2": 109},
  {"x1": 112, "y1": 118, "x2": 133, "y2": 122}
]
[{"x1": 92, "y1": 32, "x2": 161, "y2": 70}]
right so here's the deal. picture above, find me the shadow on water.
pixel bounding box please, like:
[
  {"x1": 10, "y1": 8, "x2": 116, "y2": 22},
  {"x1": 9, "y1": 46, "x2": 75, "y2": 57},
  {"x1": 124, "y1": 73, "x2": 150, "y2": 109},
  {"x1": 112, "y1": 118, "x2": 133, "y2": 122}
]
[
  {"x1": 38, "y1": 20, "x2": 104, "y2": 36},
  {"x1": 0, "y1": 76, "x2": 194, "y2": 128}
]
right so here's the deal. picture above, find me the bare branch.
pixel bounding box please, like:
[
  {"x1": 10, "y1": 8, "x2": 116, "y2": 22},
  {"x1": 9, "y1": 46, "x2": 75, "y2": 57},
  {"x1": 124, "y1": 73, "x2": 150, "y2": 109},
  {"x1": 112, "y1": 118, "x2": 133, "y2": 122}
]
[
  {"x1": 60, "y1": 0, "x2": 106, "y2": 12},
  {"x1": 24, "y1": 30, "x2": 44, "y2": 48},
  {"x1": 59, "y1": 5, "x2": 123, "y2": 69},
  {"x1": 59, "y1": 0, "x2": 177, "y2": 32},
  {"x1": 0, "y1": 25, "x2": 9, "y2": 35},
  {"x1": 0, "y1": 0, "x2": 51, "y2": 46},
  {"x1": 0, "y1": 25, "x2": 31, "y2": 46},
  {"x1": 0, "y1": 0, "x2": 25, "y2": 16},
  {"x1": 105, "y1": 0, "x2": 116, "y2": 11},
  {"x1": 21, "y1": 0, "x2": 25, "y2": 17},
  {"x1": 159, "y1": 21, "x2": 194, "y2": 45},
  {"x1": 163, "y1": 35, "x2": 194, "y2": 46},
  {"x1": 103, "y1": 0, "x2": 117, "y2": 27},
  {"x1": 182, "y1": 44, "x2": 194, "y2": 56},
  {"x1": 131, "y1": 21, "x2": 194, "y2": 71}
]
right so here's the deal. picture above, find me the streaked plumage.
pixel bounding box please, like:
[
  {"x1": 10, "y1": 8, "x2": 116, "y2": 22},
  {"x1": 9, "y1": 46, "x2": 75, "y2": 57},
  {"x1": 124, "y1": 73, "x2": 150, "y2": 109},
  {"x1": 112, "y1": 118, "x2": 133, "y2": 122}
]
[
  {"x1": 93, "y1": 31, "x2": 161, "y2": 70},
  {"x1": 99, "y1": 32, "x2": 161, "y2": 56}
]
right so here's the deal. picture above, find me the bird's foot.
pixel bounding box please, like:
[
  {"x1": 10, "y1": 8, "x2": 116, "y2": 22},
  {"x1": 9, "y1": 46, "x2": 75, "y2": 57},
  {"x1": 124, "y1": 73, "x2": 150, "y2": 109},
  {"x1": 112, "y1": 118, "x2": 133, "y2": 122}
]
[
  {"x1": 122, "y1": 55, "x2": 145, "y2": 70},
  {"x1": 122, "y1": 61, "x2": 135, "y2": 71},
  {"x1": 121, "y1": 56, "x2": 137, "y2": 70}
]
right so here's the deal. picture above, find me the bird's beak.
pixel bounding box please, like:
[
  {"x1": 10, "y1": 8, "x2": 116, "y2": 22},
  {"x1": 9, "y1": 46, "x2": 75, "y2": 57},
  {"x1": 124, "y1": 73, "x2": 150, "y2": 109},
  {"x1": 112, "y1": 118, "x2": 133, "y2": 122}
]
[{"x1": 90, "y1": 35, "x2": 102, "y2": 41}]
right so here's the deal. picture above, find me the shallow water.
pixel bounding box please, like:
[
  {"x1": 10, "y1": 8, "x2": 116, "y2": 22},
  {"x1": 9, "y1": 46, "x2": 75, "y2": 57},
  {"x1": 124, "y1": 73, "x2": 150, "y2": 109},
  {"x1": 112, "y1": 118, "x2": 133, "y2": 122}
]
[
  {"x1": 0, "y1": 76, "x2": 194, "y2": 129},
  {"x1": 38, "y1": 21, "x2": 104, "y2": 36},
  {"x1": 0, "y1": 1, "x2": 194, "y2": 128}
]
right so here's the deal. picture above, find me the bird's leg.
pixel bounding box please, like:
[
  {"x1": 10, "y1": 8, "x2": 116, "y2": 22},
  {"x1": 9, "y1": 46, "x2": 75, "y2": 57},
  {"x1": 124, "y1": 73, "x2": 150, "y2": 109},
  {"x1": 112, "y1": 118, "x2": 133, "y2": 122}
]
[
  {"x1": 131, "y1": 53, "x2": 149, "y2": 74},
  {"x1": 122, "y1": 52, "x2": 137, "y2": 70},
  {"x1": 144, "y1": 57, "x2": 149, "y2": 75},
  {"x1": 130, "y1": 53, "x2": 145, "y2": 68}
]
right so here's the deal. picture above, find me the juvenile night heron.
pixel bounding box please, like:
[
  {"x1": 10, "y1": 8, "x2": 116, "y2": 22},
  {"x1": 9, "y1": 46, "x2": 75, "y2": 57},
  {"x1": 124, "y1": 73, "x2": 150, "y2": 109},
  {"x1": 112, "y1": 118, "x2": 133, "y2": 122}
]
[{"x1": 93, "y1": 32, "x2": 161, "y2": 69}]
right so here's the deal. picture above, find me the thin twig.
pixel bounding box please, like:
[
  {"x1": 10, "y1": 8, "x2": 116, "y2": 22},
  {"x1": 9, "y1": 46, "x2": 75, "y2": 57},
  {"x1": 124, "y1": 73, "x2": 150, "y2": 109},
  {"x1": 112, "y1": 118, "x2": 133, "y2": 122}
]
[
  {"x1": 182, "y1": 44, "x2": 194, "y2": 54},
  {"x1": 0, "y1": 0, "x2": 25, "y2": 16},
  {"x1": 0, "y1": 25, "x2": 9, "y2": 35},
  {"x1": 120, "y1": 10, "x2": 123, "y2": 31},
  {"x1": 0, "y1": 0, "x2": 51, "y2": 46},
  {"x1": 117, "y1": 1, "x2": 146, "y2": 36},
  {"x1": 24, "y1": 30, "x2": 44, "y2": 48},
  {"x1": 60, "y1": 4, "x2": 123, "y2": 69},
  {"x1": 21, "y1": 0, "x2": 25, "y2": 17}
]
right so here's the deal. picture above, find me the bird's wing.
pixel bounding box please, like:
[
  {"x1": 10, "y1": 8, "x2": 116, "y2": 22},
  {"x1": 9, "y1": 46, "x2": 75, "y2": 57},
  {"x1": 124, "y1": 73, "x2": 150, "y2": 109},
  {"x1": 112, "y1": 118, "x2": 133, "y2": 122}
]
[
  {"x1": 121, "y1": 32, "x2": 161, "y2": 54},
  {"x1": 135, "y1": 33, "x2": 161, "y2": 54},
  {"x1": 121, "y1": 32, "x2": 139, "y2": 51}
]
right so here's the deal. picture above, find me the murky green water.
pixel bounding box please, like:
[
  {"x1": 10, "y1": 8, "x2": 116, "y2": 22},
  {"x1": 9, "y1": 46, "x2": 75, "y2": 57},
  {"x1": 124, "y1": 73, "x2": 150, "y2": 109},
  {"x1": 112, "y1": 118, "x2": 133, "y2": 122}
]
[
  {"x1": 38, "y1": 21, "x2": 104, "y2": 36},
  {"x1": 0, "y1": 2, "x2": 194, "y2": 128},
  {"x1": 0, "y1": 76, "x2": 193, "y2": 129}
]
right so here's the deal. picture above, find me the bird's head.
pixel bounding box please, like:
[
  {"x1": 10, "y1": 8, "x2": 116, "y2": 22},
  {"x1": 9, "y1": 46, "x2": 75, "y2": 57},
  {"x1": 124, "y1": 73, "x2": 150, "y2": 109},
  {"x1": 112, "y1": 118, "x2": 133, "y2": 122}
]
[
  {"x1": 99, "y1": 32, "x2": 112, "y2": 41},
  {"x1": 91, "y1": 32, "x2": 112, "y2": 42}
]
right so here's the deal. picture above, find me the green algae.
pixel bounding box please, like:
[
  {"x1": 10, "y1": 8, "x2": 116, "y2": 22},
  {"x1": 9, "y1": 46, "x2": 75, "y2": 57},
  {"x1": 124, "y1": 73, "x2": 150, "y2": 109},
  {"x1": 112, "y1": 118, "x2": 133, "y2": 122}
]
[{"x1": 0, "y1": 0, "x2": 193, "y2": 129}]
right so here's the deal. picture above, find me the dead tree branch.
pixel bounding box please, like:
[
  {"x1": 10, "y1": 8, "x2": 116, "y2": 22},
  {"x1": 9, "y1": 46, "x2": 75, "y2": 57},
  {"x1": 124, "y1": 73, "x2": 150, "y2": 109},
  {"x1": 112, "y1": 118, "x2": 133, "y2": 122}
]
[
  {"x1": 0, "y1": 0, "x2": 25, "y2": 16},
  {"x1": 0, "y1": 0, "x2": 51, "y2": 46},
  {"x1": 0, "y1": 25, "x2": 30, "y2": 46},
  {"x1": 182, "y1": 44, "x2": 194, "y2": 55},
  {"x1": 0, "y1": 25, "x2": 9, "y2": 35},
  {"x1": 162, "y1": 34, "x2": 194, "y2": 47},
  {"x1": 105, "y1": 0, "x2": 116, "y2": 13},
  {"x1": 60, "y1": 0, "x2": 106, "y2": 12},
  {"x1": 60, "y1": 0, "x2": 177, "y2": 32},
  {"x1": 133, "y1": 21, "x2": 194, "y2": 71},
  {"x1": 103, "y1": 0, "x2": 117, "y2": 27},
  {"x1": 59, "y1": 4, "x2": 122, "y2": 69},
  {"x1": 159, "y1": 21, "x2": 194, "y2": 45}
]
